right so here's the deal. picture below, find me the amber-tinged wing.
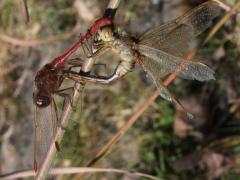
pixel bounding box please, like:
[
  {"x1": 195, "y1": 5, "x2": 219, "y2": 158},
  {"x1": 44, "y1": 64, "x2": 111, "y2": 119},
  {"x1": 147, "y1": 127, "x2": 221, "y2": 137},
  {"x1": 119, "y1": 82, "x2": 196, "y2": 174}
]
[
  {"x1": 138, "y1": 45, "x2": 215, "y2": 81},
  {"x1": 139, "y1": 1, "x2": 222, "y2": 57},
  {"x1": 33, "y1": 99, "x2": 57, "y2": 172}
]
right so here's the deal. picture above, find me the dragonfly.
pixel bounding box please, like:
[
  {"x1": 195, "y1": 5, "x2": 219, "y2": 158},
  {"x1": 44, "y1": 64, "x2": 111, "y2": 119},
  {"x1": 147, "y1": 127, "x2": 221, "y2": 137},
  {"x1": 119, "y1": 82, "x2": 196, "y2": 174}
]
[
  {"x1": 33, "y1": 17, "x2": 113, "y2": 172},
  {"x1": 68, "y1": 1, "x2": 222, "y2": 118}
]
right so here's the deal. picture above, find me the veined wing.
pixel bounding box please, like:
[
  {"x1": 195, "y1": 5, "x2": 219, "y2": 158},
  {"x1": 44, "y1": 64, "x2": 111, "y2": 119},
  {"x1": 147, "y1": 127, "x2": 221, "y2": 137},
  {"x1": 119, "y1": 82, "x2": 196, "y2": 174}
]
[
  {"x1": 138, "y1": 44, "x2": 215, "y2": 81},
  {"x1": 145, "y1": 24, "x2": 195, "y2": 58},
  {"x1": 139, "y1": 1, "x2": 222, "y2": 57},
  {"x1": 140, "y1": 58, "x2": 175, "y2": 102},
  {"x1": 139, "y1": 54, "x2": 194, "y2": 119},
  {"x1": 34, "y1": 99, "x2": 57, "y2": 172}
]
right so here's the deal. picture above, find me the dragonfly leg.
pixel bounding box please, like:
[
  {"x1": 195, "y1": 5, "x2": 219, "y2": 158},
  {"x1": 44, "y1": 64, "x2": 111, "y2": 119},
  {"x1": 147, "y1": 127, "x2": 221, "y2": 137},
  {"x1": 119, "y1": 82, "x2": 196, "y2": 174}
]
[
  {"x1": 68, "y1": 58, "x2": 83, "y2": 67},
  {"x1": 82, "y1": 43, "x2": 92, "y2": 58},
  {"x1": 91, "y1": 46, "x2": 109, "y2": 58},
  {"x1": 68, "y1": 71, "x2": 122, "y2": 84},
  {"x1": 79, "y1": 32, "x2": 92, "y2": 58},
  {"x1": 62, "y1": 58, "x2": 83, "y2": 77},
  {"x1": 62, "y1": 94, "x2": 75, "y2": 111},
  {"x1": 56, "y1": 87, "x2": 75, "y2": 111}
]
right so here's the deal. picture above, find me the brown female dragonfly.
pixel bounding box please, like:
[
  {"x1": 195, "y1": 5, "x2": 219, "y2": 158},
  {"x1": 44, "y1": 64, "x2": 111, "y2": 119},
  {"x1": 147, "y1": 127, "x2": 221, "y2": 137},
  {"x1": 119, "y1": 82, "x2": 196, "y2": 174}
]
[
  {"x1": 68, "y1": 1, "x2": 222, "y2": 117},
  {"x1": 33, "y1": 18, "x2": 113, "y2": 172}
]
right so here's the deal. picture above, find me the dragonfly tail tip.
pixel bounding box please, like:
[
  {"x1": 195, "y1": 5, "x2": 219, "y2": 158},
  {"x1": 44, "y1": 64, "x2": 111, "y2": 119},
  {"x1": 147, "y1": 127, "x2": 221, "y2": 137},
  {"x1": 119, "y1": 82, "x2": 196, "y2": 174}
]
[{"x1": 34, "y1": 160, "x2": 38, "y2": 173}]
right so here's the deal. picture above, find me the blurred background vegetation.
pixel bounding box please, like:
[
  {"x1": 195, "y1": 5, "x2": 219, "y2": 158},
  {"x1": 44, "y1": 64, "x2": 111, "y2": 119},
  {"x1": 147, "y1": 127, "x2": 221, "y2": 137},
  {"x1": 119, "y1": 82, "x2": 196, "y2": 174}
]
[{"x1": 0, "y1": 0, "x2": 240, "y2": 179}]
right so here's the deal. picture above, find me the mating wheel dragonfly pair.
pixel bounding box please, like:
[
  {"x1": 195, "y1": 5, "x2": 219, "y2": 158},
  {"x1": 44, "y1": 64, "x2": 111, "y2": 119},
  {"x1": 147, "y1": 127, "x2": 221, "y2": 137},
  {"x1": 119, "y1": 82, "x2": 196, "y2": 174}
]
[{"x1": 33, "y1": 1, "x2": 223, "y2": 172}]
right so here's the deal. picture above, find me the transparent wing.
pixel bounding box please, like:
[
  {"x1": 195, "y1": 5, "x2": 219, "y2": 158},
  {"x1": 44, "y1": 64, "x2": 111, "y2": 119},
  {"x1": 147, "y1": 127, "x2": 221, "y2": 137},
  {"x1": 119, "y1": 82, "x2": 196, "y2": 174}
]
[
  {"x1": 139, "y1": 1, "x2": 222, "y2": 57},
  {"x1": 33, "y1": 99, "x2": 57, "y2": 172},
  {"x1": 139, "y1": 56, "x2": 194, "y2": 120},
  {"x1": 144, "y1": 24, "x2": 196, "y2": 58},
  {"x1": 138, "y1": 45, "x2": 215, "y2": 81},
  {"x1": 140, "y1": 59, "x2": 175, "y2": 102},
  {"x1": 51, "y1": 98, "x2": 58, "y2": 147}
]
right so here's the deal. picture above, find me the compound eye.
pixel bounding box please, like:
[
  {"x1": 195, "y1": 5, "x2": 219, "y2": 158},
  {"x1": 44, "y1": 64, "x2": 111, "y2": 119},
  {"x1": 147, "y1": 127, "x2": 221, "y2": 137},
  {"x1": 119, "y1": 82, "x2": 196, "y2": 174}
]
[
  {"x1": 99, "y1": 27, "x2": 113, "y2": 42},
  {"x1": 34, "y1": 94, "x2": 51, "y2": 108}
]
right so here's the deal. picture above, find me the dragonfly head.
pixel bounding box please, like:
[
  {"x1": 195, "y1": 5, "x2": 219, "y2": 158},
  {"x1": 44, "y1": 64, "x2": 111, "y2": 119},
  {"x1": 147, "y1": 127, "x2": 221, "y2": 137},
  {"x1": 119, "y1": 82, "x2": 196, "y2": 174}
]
[
  {"x1": 96, "y1": 26, "x2": 114, "y2": 42},
  {"x1": 33, "y1": 92, "x2": 51, "y2": 108}
]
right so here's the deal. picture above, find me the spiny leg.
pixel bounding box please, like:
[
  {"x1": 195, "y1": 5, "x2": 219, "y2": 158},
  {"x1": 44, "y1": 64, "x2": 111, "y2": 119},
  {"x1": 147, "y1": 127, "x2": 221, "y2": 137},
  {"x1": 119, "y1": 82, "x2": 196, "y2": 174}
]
[
  {"x1": 79, "y1": 33, "x2": 91, "y2": 58},
  {"x1": 82, "y1": 29, "x2": 94, "y2": 58},
  {"x1": 68, "y1": 58, "x2": 83, "y2": 67},
  {"x1": 68, "y1": 69, "x2": 122, "y2": 84},
  {"x1": 56, "y1": 87, "x2": 75, "y2": 111},
  {"x1": 54, "y1": 87, "x2": 80, "y2": 132},
  {"x1": 91, "y1": 46, "x2": 109, "y2": 58},
  {"x1": 66, "y1": 58, "x2": 83, "y2": 73},
  {"x1": 82, "y1": 43, "x2": 91, "y2": 58},
  {"x1": 88, "y1": 29, "x2": 94, "y2": 55}
]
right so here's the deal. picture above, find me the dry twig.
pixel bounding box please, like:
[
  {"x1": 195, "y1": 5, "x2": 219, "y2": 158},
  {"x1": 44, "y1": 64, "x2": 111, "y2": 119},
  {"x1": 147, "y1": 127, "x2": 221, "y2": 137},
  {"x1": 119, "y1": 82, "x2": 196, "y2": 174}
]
[
  {"x1": 0, "y1": 167, "x2": 160, "y2": 180},
  {"x1": 0, "y1": 27, "x2": 78, "y2": 47}
]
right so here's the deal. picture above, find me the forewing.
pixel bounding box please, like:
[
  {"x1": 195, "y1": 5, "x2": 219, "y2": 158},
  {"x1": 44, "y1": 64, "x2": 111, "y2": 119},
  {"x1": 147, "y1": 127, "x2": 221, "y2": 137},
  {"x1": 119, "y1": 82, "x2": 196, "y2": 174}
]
[
  {"x1": 34, "y1": 104, "x2": 54, "y2": 172},
  {"x1": 146, "y1": 24, "x2": 196, "y2": 58},
  {"x1": 138, "y1": 45, "x2": 215, "y2": 81},
  {"x1": 139, "y1": 1, "x2": 222, "y2": 57}
]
